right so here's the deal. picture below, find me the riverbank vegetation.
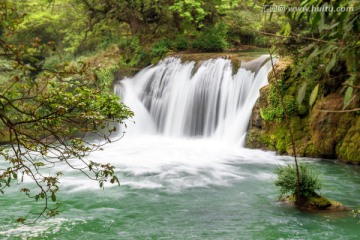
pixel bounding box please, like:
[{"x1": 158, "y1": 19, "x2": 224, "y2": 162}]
[
  {"x1": 0, "y1": 3, "x2": 133, "y2": 222},
  {"x1": 246, "y1": 0, "x2": 359, "y2": 164},
  {"x1": 274, "y1": 162, "x2": 345, "y2": 210}
]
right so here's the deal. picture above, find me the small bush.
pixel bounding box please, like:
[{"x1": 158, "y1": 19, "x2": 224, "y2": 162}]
[
  {"x1": 192, "y1": 22, "x2": 229, "y2": 52},
  {"x1": 174, "y1": 35, "x2": 190, "y2": 51},
  {"x1": 149, "y1": 39, "x2": 173, "y2": 64},
  {"x1": 274, "y1": 163, "x2": 322, "y2": 199},
  {"x1": 151, "y1": 39, "x2": 172, "y2": 57},
  {"x1": 118, "y1": 37, "x2": 149, "y2": 67},
  {"x1": 44, "y1": 53, "x2": 75, "y2": 70},
  {"x1": 94, "y1": 64, "x2": 119, "y2": 86}
]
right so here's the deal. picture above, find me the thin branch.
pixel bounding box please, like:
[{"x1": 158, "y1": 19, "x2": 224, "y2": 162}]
[
  {"x1": 269, "y1": 50, "x2": 301, "y2": 204},
  {"x1": 343, "y1": 84, "x2": 360, "y2": 89},
  {"x1": 316, "y1": 108, "x2": 360, "y2": 113},
  {"x1": 244, "y1": 28, "x2": 334, "y2": 44}
]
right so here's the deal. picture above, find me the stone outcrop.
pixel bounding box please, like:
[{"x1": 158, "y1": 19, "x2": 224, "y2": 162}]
[{"x1": 246, "y1": 59, "x2": 360, "y2": 164}]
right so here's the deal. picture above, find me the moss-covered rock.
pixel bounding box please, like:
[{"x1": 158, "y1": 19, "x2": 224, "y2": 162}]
[
  {"x1": 267, "y1": 57, "x2": 293, "y2": 84},
  {"x1": 0, "y1": 126, "x2": 10, "y2": 145},
  {"x1": 336, "y1": 116, "x2": 360, "y2": 164},
  {"x1": 246, "y1": 58, "x2": 359, "y2": 164},
  {"x1": 282, "y1": 193, "x2": 346, "y2": 211},
  {"x1": 310, "y1": 93, "x2": 352, "y2": 159},
  {"x1": 245, "y1": 128, "x2": 272, "y2": 150}
]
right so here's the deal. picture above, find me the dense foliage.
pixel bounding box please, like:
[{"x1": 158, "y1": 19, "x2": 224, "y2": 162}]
[
  {"x1": 274, "y1": 163, "x2": 322, "y2": 198},
  {"x1": 0, "y1": 3, "x2": 133, "y2": 222},
  {"x1": 267, "y1": 0, "x2": 358, "y2": 204},
  {"x1": 275, "y1": 0, "x2": 359, "y2": 111},
  {"x1": 6, "y1": 0, "x2": 277, "y2": 64}
]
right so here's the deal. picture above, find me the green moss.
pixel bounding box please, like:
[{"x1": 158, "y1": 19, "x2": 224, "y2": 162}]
[
  {"x1": 283, "y1": 193, "x2": 344, "y2": 210},
  {"x1": 247, "y1": 58, "x2": 357, "y2": 163},
  {"x1": 283, "y1": 95, "x2": 297, "y2": 116},
  {"x1": 0, "y1": 127, "x2": 10, "y2": 144},
  {"x1": 310, "y1": 94, "x2": 355, "y2": 159},
  {"x1": 336, "y1": 116, "x2": 360, "y2": 164},
  {"x1": 289, "y1": 117, "x2": 301, "y2": 138},
  {"x1": 245, "y1": 129, "x2": 271, "y2": 149},
  {"x1": 260, "y1": 69, "x2": 298, "y2": 123},
  {"x1": 304, "y1": 142, "x2": 320, "y2": 157},
  {"x1": 260, "y1": 107, "x2": 277, "y2": 121},
  {"x1": 276, "y1": 140, "x2": 287, "y2": 154},
  {"x1": 298, "y1": 104, "x2": 308, "y2": 116},
  {"x1": 273, "y1": 125, "x2": 289, "y2": 154},
  {"x1": 287, "y1": 85, "x2": 298, "y2": 97},
  {"x1": 285, "y1": 194, "x2": 295, "y2": 203},
  {"x1": 308, "y1": 195, "x2": 332, "y2": 209}
]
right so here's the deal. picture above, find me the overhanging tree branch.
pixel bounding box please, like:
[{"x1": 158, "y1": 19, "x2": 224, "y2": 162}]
[{"x1": 269, "y1": 50, "x2": 301, "y2": 204}]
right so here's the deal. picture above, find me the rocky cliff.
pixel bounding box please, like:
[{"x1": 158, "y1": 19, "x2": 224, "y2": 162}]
[{"x1": 246, "y1": 59, "x2": 360, "y2": 164}]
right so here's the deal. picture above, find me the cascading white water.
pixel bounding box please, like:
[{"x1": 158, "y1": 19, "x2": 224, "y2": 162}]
[
  {"x1": 115, "y1": 56, "x2": 274, "y2": 146},
  {"x1": 3, "y1": 57, "x2": 358, "y2": 240}
]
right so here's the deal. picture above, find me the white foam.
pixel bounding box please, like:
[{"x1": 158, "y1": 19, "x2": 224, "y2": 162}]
[
  {"x1": 3, "y1": 56, "x2": 281, "y2": 193},
  {"x1": 54, "y1": 136, "x2": 280, "y2": 192},
  {"x1": 0, "y1": 218, "x2": 86, "y2": 239}
]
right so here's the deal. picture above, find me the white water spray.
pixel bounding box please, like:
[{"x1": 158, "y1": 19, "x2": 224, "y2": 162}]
[
  {"x1": 116, "y1": 56, "x2": 274, "y2": 145},
  {"x1": 53, "y1": 55, "x2": 279, "y2": 192}
]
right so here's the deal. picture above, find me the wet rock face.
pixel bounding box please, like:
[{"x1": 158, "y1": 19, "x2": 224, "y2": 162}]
[
  {"x1": 249, "y1": 99, "x2": 263, "y2": 129},
  {"x1": 308, "y1": 93, "x2": 359, "y2": 163},
  {"x1": 336, "y1": 116, "x2": 360, "y2": 164},
  {"x1": 310, "y1": 93, "x2": 349, "y2": 159},
  {"x1": 245, "y1": 59, "x2": 360, "y2": 164}
]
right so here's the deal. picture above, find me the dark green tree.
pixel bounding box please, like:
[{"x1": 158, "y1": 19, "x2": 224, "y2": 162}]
[
  {"x1": 278, "y1": 0, "x2": 359, "y2": 109},
  {"x1": 78, "y1": 0, "x2": 171, "y2": 35},
  {"x1": 0, "y1": 2, "x2": 133, "y2": 223}
]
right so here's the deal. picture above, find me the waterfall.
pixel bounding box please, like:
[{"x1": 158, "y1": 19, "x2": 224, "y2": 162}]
[{"x1": 115, "y1": 56, "x2": 275, "y2": 146}]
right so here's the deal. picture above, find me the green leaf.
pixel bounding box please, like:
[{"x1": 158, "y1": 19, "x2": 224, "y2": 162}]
[
  {"x1": 325, "y1": 54, "x2": 337, "y2": 74},
  {"x1": 311, "y1": 13, "x2": 321, "y2": 30},
  {"x1": 309, "y1": 84, "x2": 319, "y2": 108},
  {"x1": 306, "y1": 47, "x2": 320, "y2": 64},
  {"x1": 297, "y1": 83, "x2": 307, "y2": 104},
  {"x1": 319, "y1": 12, "x2": 325, "y2": 32},
  {"x1": 51, "y1": 193, "x2": 56, "y2": 202},
  {"x1": 343, "y1": 87, "x2": 353, "y2": 109},
  {"x1": 282, "y1": 23, "x2": 292, "y2": 36},
  {"x1": 34, "y1": 162, "x2": 45, "y2": 167},
  {"x1": 17, "y1": 217, "x2": 26, "y2": 223}
]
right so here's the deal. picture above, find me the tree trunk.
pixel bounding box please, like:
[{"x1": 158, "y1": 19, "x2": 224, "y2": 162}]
[{"x1": 128, "y1": 14, "x2": 149, "y2": 36}]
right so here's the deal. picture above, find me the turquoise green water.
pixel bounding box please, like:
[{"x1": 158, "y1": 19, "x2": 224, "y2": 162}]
[{"x1": 0, "y1": 137, "x2": 359, "y2": 239}]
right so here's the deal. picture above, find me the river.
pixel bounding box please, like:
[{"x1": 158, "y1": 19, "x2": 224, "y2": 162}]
[{"x1": 0, "y1": 56, "x2": 359, "y2": 239}]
